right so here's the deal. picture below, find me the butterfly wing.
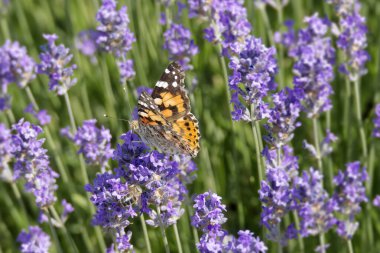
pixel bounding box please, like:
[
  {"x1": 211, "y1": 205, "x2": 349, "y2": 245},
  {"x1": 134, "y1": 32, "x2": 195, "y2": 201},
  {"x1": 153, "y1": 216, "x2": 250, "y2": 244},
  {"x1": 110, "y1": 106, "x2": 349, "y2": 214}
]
[
  {"x1": 172, "y1": 113, "x2": 201, "y2": 158},
  {"x1": 150, "y1": 62, "x2": 191, "y2": 121}
]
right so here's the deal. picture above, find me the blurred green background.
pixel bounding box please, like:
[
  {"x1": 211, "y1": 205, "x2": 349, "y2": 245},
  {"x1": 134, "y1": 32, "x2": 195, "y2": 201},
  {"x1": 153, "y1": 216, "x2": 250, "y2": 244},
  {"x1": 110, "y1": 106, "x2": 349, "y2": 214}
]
[{"x1": 0, "y1": 0, "x2": 380, "y2": 252}]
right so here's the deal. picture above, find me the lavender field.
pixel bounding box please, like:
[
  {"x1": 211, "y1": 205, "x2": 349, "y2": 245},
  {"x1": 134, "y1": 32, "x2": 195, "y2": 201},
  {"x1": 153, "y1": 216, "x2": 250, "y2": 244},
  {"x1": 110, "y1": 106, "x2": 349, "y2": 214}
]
[{"x1": 1, "y1": 0, "x2": 380, "y2": 252}]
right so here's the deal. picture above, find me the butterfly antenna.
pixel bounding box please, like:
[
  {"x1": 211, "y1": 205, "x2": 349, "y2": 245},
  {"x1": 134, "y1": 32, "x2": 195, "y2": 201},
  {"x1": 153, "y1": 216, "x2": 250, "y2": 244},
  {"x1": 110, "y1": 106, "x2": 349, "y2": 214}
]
[{"x1": 104, "y1": 114, "x2": 130, "y2": 123}]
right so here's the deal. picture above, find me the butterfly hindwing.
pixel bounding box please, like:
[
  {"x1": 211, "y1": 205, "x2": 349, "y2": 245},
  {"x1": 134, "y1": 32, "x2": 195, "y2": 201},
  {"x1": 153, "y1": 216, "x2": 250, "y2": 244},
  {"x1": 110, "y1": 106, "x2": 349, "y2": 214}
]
[
  {"x1": 150, "y1": 62, "x2": 190, "y2": 121},
  {"x1": 172, "y1": 113, "x2": 200, "y2": 157}
]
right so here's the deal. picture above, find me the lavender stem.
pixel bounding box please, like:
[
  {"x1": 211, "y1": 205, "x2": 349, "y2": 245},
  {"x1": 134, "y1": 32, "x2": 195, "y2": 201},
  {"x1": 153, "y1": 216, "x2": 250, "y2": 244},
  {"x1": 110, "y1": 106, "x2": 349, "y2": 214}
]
[
  {"x1": 139, "y1": 215, "x2": 152, "y2": 253},
  {"x1": 173, "y1": 223, "x2": 183, "y2": 253},
  {"x1": 157, "y1": 207, "x2": 170, "y2": 253}
]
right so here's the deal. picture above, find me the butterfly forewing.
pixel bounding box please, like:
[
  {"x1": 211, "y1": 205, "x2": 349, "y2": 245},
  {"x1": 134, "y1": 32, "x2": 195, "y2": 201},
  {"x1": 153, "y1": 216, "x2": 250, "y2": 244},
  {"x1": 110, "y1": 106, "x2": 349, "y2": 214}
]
[{"x1": 150, "y1": 62, "x2": 190, "y2": 121}]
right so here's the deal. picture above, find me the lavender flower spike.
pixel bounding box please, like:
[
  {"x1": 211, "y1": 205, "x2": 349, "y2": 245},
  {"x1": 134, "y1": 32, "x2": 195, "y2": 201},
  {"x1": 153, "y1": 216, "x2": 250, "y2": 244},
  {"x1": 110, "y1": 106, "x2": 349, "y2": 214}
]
[
  {"x1": 0, "y1": 40, "x2": 36, "y2": 89},
  {"x1": 163, "y1": 23, "x2": 198, "y2": 70},
  {"x1": 73, "y1": 119, "x2": 113, "y2": 171},
  {"x1": 229, "y1": 35, "x2": 278, "y2": 122},
  {"x1": 10, "y1": 119, "x2": 59, "y2": 208},
  {"x1": 37, "y1": 34, "x2": 77, "y2": 95},
  {"x1": 332, "y1": 161, "x2": 368, "y2": 239},
  {"x1": 372, "y1": 104, "x2": 380, "y2": 138},
  {"x1": 17, "y1": 226, "x2": 51, "y2": 253}
]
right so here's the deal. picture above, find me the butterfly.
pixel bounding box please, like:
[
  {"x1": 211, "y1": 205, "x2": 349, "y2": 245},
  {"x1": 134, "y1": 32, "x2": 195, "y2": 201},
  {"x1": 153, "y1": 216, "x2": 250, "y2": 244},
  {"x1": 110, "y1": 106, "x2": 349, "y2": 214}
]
[{"x1": 130, "y1": 62, "x2": 200, "y2": 158}]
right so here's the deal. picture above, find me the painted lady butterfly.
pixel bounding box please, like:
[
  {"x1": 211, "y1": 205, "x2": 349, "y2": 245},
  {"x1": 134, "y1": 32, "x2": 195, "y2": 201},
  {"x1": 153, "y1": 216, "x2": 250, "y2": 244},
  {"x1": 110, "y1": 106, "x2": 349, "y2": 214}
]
[{"x1": 131, "y1": 62, "x2": 200, "y2": 157}]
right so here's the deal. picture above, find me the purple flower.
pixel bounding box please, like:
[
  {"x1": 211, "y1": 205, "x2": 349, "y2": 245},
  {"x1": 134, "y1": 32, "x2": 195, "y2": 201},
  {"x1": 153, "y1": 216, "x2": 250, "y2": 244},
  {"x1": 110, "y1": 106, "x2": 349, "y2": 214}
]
[
  {"x1": 372, "y1": 104, "x2": 380, "y2": 138},
  {"x1": 85, "y1": 171, "x2": 138, "y2": 229},
  {"x1": 332, "y1": 161, "x2": 368, "y2": 239},
  {"x1": 10, "y1": 119, "x2": 58, "y2": 208},
  {"x1": 327, "y1": 1, "x2": 369, "y2": 80},
  {"x1": 96, "y1": 0, "x2": 135, "y2": 57},
  {"x1": 75, "y1": 30, "x2": 100, "y2": 56},
  {"x1": 232, "y1": 230, "x2": 268, "y2": 253},
  {"x1": 325, "y1": 0, "x2": 360, "y2": 16},
  {"x1": 189, "y1": 0, "x2": 251, "y2": 55},
  {"x1": 373, "y1": 195, "x2": 380, "y2": 207},
  {"x1": 0, "y1": 123, "x2": 12, "y2": 181},
  {"x1": 0, "y1": 40, "x2": 36, "y2": 90},
  {"x1": 228, "y1": 35, "x2": 277, "y2": 122},
  {"x1": 61, "y1": 199, "x2": 74, "y2": 222},
  {"x1": 115, "y1": 230, "x2": 133, "y2": 252},
  {"x1": 72, "y1": 119, "x2": 113, "y2": 170},
  {"x1": 24, "y1": 104, "x2": 51, "y2": 126},
  {"x1": 0, "y1": 94, "x2": 11, "y2": 111},
  {"x1": 264, "y1": 88, "x2": 302, "y2": 148},
  {"x1": 303, "y1": 130, "x2": 337, "y2": 159},
  {"x1": 37, "y1": 34, "x2": 77, "y2": 95},
  {"x1": 117, "y1": 58, "x2": 135, "y2": 83},
  {"x1": 192, "y1": 192, "x2": 267, "y2": 252},
  {"x1": 191, "y1": 191, "x2": 227, "y2": 233},
  {"x1": 188, "y1": 0, "x2": 212, "y2": 19},
  {"x1": 259, "y1": 145, "x2": 299, "y2": 244},
  {"x1": 293, "y1": 169, "x2": 336, "y2": 237},
  {"x1": 280, "y1": 14, "x2": 335, "y2": 118},
  {"x1": 17, "y1": 226, "x2": 51, "y2": 253},
  {"x1": 163, "y1": 23, "x2": 198, "y2": 70}
]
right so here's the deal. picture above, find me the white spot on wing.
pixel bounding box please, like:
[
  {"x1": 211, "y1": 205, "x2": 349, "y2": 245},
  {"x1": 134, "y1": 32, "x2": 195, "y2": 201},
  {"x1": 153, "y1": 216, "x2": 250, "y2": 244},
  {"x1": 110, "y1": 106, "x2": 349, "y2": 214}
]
[
  {"x1": 165, "y1": 69, "x2": 170, "y2": 74},
  {"x1": 156, "y1": 81, "x2": 168, "y2": 88},
  {"x1": 174, "y1": 76, "x2": 178, "y2": 80},
  {"x1": 172, "y1": 81, "x2": 178, "y2": 87}
]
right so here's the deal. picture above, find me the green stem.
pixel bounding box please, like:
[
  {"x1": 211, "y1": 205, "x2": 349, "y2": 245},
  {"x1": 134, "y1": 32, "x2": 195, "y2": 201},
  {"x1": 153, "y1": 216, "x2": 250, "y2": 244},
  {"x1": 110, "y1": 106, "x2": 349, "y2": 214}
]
[
  {"x1": 49, "y1": 206, "x2": 79, "y2": 253},
  {"x1": 353, "y1": 79, "x2": 368, "y2": 165},
  {"x1": 156, "y1": 208, "x2": 170, "y2": 253},
  {"x1": 347, "y1": 239, "x2": 354, "y2": 253},
  {"x1": 10, "y1": 181, "x2": 28, "y2": 222},
  {"x1": 46, "y1": 210, "x2": 63, "y2": 253},
  {"x1": 292, "y1": 211, "x2": 305, "y2": 253},
  {"x1": 64, "y1": 92, "x2": 77, "y2": 131},
  {"x1": 25, "y1": 87, "x2": 69, "y2": 182},
  {"x1": 318, "y1": 231, "x2": 327, "y2": 253},
  {"x1": 276, "y1": 0, "x2": 285, "y2": 88},
  {"x1": 251, "y1": 114, "x2": 263, "y2": 182},
  {"x1": 259, "y1": 7, "x2": 275, "y2": 47},
  {"x1": 140, "y1": 215, "x2": 152, "y2": 253},
  {"x1": 173, "y1": 223, "x2": 183, "y2": 253},
  {"x1": 313, "y1": 118, "x2": 323, "y2": 175}
]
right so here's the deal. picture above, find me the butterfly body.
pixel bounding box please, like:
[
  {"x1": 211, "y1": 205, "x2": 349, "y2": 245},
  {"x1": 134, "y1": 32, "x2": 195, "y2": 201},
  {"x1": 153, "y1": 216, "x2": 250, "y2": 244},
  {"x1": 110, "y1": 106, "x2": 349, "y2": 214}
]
[{"x1": 131, "y1": 62, "x2": 200, "y2": 158}]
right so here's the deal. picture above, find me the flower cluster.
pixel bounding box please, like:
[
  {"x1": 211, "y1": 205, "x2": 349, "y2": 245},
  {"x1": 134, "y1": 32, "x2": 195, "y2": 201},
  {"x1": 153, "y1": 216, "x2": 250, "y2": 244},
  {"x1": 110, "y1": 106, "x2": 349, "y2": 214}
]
[
  {"x1": 280, "y1": 14, "x2": 335, "y2": 118},
  {"x1": 24, "y1": 104, "x2": 51, "y2": 126},
  {"x1": 17, "y1": 226, "x2": 51, "y2": 253},
  {"x1": 10, "y1": 119, "x2": 58, "y2": 208},
  {"x1": 96, "y1": 0, "x2": 136, "y2": 83},
  {"x1": 75, "y1": 30, "x2": 100, "y2": 60},
  {"x1": 86, "y1": 131, "x2": 197, "y2": 250},
  {"x1": 0, "y1": 40, "x2": 36, "y2": 90},
  {"x1": 326, "y1": 0, "x2": 369, "y2": 80},
  {"x1": 0, "y1": 123, "x2": 12, "y2": 181},
  {"x1": 228, "y1": 35, "x2": 277, "y2": 121},
  {"x1": 264, "y1": 88, "x2": 302, "y2": 148},
  {"x1": 372, "y1": 104, "x2": 380, "y2": 138},
  {"x1": 303, "y1": 130, "x2": 338, "y2": 159},
  {"x1": 373, "y1": 195, "x2": 380, "y2": 207},
  {"x1": 37, "y1": 34, "x2": 77, "y2": 95},
  {"x1": 192, "y1": 191, "x2": 267, "y2": 252},
  {"x1": 70, "y1": 119, "x2": 113, "y2": 171},
  {"x1": 0, "y1": 40, "x2": 35, "y2": 111},
  {"x1": 163, "y1": 23, "x2": 198, "y2": 70},
  {"x1": 189, "y1": 0, "x2": 251, "y2": 55},
  {"x1": 259, "y1": 146, "x2": 299, "y2": 245},
  {"x1": 332, "y1": 161, "x2": 368, "y2": 239},
  {"x1": 293, "y1": 169, "x2": 336, "y2": 238}
]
